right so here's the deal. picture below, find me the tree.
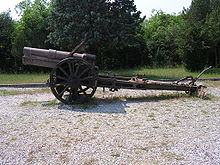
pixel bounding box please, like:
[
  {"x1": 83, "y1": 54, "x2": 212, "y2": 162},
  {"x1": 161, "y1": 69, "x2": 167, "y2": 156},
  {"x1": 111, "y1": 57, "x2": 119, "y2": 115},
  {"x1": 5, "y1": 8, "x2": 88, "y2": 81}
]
[
  {"x1": 0, "y1": 11, "x2": 14, "y2": 72},
  {"x1": 180, "y1": 0, "x2": 209, "y2": 71},
  {"x1": 203, "y1": 2, "x2": 220, "y2": 67},
  {"x1": 141, "y1": 11, "x2": 184, "y2": 66},
  {"x1": 48, "y1": 0, "x2": 144, "y2": 69},
  {"x1": 48, "y1": 0, "x2": 108, "y2": 51},
  {"x1": 12, "y1": 0, "x2": 51, "y2": 72},
  {"x1": 182, "y1": 0, "x2": 220, "y2": 71}
]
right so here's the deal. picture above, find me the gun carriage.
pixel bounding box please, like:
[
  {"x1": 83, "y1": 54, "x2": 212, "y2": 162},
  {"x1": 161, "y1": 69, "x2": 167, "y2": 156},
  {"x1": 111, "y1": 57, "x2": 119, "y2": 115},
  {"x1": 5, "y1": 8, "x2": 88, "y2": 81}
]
[{"x1": 23, "y1": 46, "x2": 207, "y2": 104}]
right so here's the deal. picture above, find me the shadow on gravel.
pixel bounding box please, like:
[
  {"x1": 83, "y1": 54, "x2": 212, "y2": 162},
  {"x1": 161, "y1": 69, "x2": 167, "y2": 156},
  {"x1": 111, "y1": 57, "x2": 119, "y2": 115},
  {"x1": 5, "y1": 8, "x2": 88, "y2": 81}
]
[
  {"x1": 57, "y1": 100, "x2": 128, "y2": 114},
  {"x1": 55, "y1": 93, "x2": 191, "y2": 114}
]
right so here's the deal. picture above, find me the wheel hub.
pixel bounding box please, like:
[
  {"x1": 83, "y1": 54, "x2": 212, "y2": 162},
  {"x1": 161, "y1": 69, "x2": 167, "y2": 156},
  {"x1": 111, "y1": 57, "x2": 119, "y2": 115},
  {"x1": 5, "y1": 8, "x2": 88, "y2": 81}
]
[{"x1": 67, "y1": 76, "x2": 80, "y2": 89}]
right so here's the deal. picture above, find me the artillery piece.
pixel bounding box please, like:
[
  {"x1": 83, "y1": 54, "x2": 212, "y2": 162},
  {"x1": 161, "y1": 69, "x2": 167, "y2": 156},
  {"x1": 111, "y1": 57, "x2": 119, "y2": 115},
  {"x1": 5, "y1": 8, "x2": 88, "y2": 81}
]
[{"x1": 23, "y1": 46, "x2": 208, "y2": 104}]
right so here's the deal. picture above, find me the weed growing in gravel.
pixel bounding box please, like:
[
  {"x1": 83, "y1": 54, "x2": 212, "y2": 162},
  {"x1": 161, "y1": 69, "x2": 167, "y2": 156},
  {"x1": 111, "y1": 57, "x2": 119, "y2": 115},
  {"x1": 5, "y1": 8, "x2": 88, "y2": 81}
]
[
  {"x1": 202, "y1": 94, "x2": 219, "y2": 101},
  {"x1": 111, "y1": 153, "x2": 120, "y2": 157},
  {"x1": 147, "y1": 117, "x2": 156, "y2": 121},
  {"x1": 20, "y1": 101, "x2": 40, "y2": 106},
  {"x1": 0, "y1": 90, "x2": 22, "y2": 96},
  {"x1": 140, "y1": 145, "x2": 156, "y2": 152},
  {"x1": 201, "y1": 110, "x2": 209, "y2": 115},
  {"x1": 0, "y1": 88, "x2": 51, "y2": 96},
  {"x1": 42, "y1": 99, "x2": 58, "y2": 107},
  {"x1": 189, "y1": 94, "x2": 219, "y2": 101},
  {"x1": 162, "y1": 151, "x2": 184, "y2": 161},
  {"x1": 148, "y1": 113, "x2": 155, "y2": 118},
  {"x1": 20, "y1": 99, "x2": 58, "y2": 107},
  {"x1": 82, "y1": 158, "x2": 98, "y2": 165}
]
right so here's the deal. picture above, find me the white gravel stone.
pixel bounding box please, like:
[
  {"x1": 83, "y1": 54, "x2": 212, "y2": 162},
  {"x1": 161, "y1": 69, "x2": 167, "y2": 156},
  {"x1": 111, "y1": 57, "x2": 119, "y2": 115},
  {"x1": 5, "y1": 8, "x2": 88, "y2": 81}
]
[{"x1": 0, "y1": 86, "x2": 219, "y2": 164}]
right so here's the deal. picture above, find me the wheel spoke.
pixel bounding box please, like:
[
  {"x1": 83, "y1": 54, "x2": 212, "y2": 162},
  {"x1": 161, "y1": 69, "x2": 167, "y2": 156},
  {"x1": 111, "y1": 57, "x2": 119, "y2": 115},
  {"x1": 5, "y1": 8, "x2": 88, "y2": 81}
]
[
  {"x1": 72, "y1": 62, "x2": 75, "y2": 73},
  {"x1": 55, "y1": 83, "x2": 67, "y2": 87},
  {"x1": 58, "y1": 66, "x2": 69, "y2": 77},
  {"x1": 68, "y1": 61, "x2": 73, "y2": 76},
  {"x1": 56, "y1": 75, "x2": 68, "y2": 81},
  {"x1": 74, "y1": 64, "x2": 80, "y2": 76},
  {"x1": 79, "y1": 67, "x2": 90, "y2": 78},
  {"x1": 58, "y1": 85, "x2": 69, "y2": 97}
]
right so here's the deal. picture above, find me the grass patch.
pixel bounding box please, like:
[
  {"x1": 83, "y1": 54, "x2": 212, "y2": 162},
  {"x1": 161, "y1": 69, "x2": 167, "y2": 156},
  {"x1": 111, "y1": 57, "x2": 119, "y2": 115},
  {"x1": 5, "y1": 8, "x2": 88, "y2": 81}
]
[
  {"x1": 0, "y1": 90, "x2": 24, "y2": 96},
  {"x1": 202, "y1": 94, "x2": 219, "y2": 101},
  {"x1": 139, "y1": 145, "x2": 156, "y2": 152},
  {"x1": 20, "y1": 101, "x2": 42, "y2": 107},
  {"x1": 0, "y1": 73, "x2": 48, "y2": 84},
  {"x1": 162, "y1": 152, "x2": 184, "y2": 161},
  {"x1": 105, "y1": 66, "x2": 220, "y2": 80},
  {"x1": 0, "y1": 88, "x2": 51, "y2": 96},
  {"x1": 42, "y1": 99, "x2": 58, "y2": 107},
  {"x1": 111, "y1": 153, "x2": 120, "y2": 157},
  {"x1": 1, "y1": 67, "x2": 219, "y2": 84},
  {"x1": 82, "y1": 158, "x2": 98, "y2": 165},
  {"x1": 20, "y1": 99, "x2": 58, "y2": 107}
]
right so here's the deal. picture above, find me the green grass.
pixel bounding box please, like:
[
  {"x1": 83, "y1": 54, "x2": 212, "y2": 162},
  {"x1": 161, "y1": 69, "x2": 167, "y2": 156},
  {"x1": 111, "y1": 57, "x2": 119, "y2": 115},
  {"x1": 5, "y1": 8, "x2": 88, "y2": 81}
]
[
  {"x1": 0, "y1": 73, "x2": 49, "y2": 84},
  {"x1": 109, "y1": 66, "x2": 220, "y2": 80},
  {"x1": 0, "y1": 88, "x2": 51, "y2": 96},
  {"x1": 0, "y1": 67, "x2": 219, "y2": 84},
  {"x1": 20, "y1": 99, "x2": 58, "y2": 107},
  {"x1": 111, "y1": 153, "x2": 120, "y2": 157}
]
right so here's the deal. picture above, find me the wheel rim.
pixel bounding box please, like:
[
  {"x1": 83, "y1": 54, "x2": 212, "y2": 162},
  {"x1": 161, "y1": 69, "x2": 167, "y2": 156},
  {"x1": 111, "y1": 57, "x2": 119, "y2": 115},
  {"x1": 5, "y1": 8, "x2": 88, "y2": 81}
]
[{"x1": 50, "y1": 57, "x2": 97, "y2": 104}]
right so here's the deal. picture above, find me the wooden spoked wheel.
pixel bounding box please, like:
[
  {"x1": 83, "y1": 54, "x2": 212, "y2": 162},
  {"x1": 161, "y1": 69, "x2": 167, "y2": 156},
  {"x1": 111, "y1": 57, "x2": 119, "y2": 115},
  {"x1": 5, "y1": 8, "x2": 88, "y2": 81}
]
[{"x1": 50, "y1": 57, "x2": 98, "y2": 104}]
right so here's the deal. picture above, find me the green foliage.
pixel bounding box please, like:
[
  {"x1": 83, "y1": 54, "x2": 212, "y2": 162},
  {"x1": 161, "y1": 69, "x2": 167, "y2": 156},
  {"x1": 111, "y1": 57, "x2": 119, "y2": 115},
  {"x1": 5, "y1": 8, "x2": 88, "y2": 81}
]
[
  {"x1": 48, "y1": 0, "x2": 110, "y2": 50},
  {"x1": 0, "y1": 0, "x2": 219, "y2": 73},
  {"x1": 181, "y1": 0, "x2": 220, "y2": 71},
  {"x1": 186, "y1": 0, "x2": 211, "y2": 22},
  {"x1": 140, "y1": 0, "x2": 220, "y2": 71},
  {"x1": 0, "y1": 11, "x2": 14, "y2": 72},
  {"x1": 12, "y1": 0, "x2": 51, "y2": 72},
  {"x1": 141, "y1": 11, "x2": 184, "y2": 66},
  {"x1": 203, "y1": 6, "x2": 220, "y2": 67},
  {"x1": 48, "y1": 0, "x2": 145, "y2": 69}
]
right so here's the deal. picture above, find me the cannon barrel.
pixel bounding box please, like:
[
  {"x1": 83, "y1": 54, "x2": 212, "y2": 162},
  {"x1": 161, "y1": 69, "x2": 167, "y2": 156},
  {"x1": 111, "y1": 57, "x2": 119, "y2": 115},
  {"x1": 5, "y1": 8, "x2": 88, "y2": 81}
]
[{"x1": 22, "y1": 47, "x2": 96, "y2": 68}]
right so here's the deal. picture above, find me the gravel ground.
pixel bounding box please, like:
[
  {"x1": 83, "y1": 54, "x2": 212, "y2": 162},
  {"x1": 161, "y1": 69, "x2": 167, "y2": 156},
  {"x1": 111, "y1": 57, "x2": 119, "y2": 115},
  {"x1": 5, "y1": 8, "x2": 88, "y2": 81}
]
[{"x1": 0, "y1": 86, "x2": 220, "y2": 165}]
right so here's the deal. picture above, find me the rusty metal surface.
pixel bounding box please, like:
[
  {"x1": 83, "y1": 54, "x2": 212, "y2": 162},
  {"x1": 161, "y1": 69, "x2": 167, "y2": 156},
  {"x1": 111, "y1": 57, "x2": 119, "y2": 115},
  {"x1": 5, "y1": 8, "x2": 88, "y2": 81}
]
[
  {"x1": 23, "y1": 47, "x2": 96, "y2": 68},
  {"x1": 97, "y1": 75, "x2": 198, "y2": 93}
]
